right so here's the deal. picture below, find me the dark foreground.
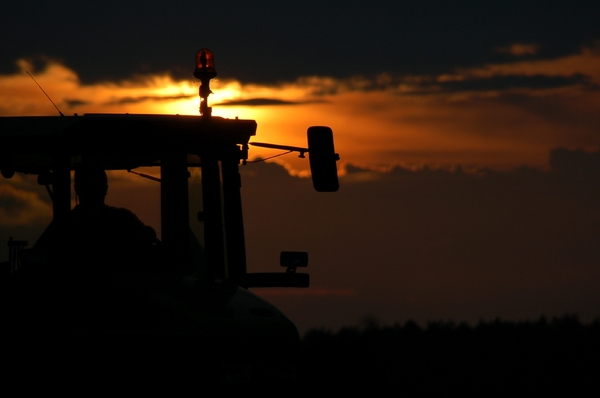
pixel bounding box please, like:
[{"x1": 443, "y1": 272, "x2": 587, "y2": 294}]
[
  {"x1": 4, "y1": 310, "x2": 598, "y2": 383},
  {"x1": 297, "y1": 315, "x2": 600, "y2": 386}
]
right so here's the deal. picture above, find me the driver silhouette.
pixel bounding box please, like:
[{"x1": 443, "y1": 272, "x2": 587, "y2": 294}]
[{"x1": 34, "y1": 165, "x2": 157, "y2": 278}]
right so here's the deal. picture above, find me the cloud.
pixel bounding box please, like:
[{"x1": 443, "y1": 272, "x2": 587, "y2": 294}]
[
  {"x1": 0, "y1": 177, "x2": 51, "y2": 227},
  {"x1": 217, "y1": 98, "x2": 301, "y2": 106},
  {"x1": 425, "y1": 73, "x2": 596, "y2": 93},
  {"x1": 0, "y1": 60, "x2": 200, "y2": 116},
  {"x1": 549, "y1": 148, "x2": 600, "y2": 178},
  {"x1": 459, "y1": 45, "x2": 600, "y2": 83},
  {"x1": 2, "y1": 47, "x2": 600, "y2": 176},
  {"x1": 1, "y1": 148, "x2": 599, "y2": 332},
  {"x1": 239, "y1": 153, "x2": 600, "y2": 332},
  {"x1": 496, "y1": 43, "x2": 541, "y2": 57},
  {"x1": 103, "y1": 94, "x2": 195, "y2": 106},
  {"x1": 63, "y1": 99, "x2": 90, "y2": 108},
  {"x1": 3, "y1": 1, "x2": 598, "y2": 85}
]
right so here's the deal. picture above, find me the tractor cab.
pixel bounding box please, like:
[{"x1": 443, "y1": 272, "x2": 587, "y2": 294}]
[{"x1": 0, "y1": 50, "x2": 339, "y2": 380}]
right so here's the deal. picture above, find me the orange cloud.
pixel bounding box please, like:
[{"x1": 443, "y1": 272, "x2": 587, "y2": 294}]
[
  {"x1": 2, "y1": 47, "x2": 600, "y2": 175},
  {"x1": 471, "y1": 45, "x2": 600, "y2": 82},
  {"x1": 496, "y1": 43, "x2": 540, "y2": 56}
]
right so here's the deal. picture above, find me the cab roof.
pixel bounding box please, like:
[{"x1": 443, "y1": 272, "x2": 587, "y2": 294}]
[{"x1": 0, "y1": 114, "x2": 257, "y2": 174}]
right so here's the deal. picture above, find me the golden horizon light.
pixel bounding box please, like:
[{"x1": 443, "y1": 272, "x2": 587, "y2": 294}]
[{"x1": 2, "y1": 45, "x2": 600, "y2": 175}]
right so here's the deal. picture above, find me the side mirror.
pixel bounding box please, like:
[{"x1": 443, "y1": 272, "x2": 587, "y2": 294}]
[
  {"x1": 237, "y1": 251, "x2": 310, "y2": 288},
  {"x1": 280, "y1": 251, "x2": 308, "y2": 272},
  {"x1": 307, "y1": 126, "x2": 339, "y2": 192}
]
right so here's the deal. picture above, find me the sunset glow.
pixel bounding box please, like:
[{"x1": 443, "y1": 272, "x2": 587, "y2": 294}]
[
  {"x1": 3, "y1": 1, "x2": 600, "y2": 336},
  {"x1": 3, "y1": 46, "x2": 599, "y2": 177}
]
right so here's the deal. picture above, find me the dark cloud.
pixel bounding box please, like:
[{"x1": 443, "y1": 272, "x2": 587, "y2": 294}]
[
  {"x1": 2, "y1": 1, "x2": 598, "y2": 84},
  {"x1": 0, "y1": 178, "x2": 51, "y2": 261},
  {"x1": 103, "y1": 94, "x2": 194, "y2": 106},
  {"x1": 333, "y1": 72, "x2": 598, "y2": 97},
  {"x1": 550, "y1": 148, "x2": 600, "y2": 177},
  {"x1": 421, "y1": 73, "x2": 597, "y2": 94},
  {"x1": 64, "y1": 99, "x2": 90, "y2": 108},
  {"x1": 239, "y1": 150, "x2": 600, "y2": 332},
  {"x1": 0, "y1": 187, "x2": 28, "y2": 214},
  {"x1": 2, "y1": 148, "x2": 599, "y2": 333},
  {"x1": 343, "y1": 164, "x2": 376, "y2": 174},
  {"x1": 0, "y1": 176, "x2": 52, "y2": 208},
  {"x1": 217, "y1": 98, "x2": 300, "y2": 106}
]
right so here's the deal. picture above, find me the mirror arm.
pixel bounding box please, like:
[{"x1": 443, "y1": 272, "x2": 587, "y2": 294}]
[{"x1": 250, "y1": 142, "x2": 309, "y2": 158}]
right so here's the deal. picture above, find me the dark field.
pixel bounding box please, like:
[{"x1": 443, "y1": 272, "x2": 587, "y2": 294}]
[{"x1": 296, "y1": 315, "x2": 600, "y2": 386}]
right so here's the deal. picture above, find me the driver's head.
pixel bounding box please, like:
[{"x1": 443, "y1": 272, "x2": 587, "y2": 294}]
[{"x1": 74, "y1": 165, "x2": 108, "y2": 205}]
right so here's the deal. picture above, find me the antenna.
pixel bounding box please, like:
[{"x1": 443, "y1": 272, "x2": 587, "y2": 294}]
[{"x1": 26, "y1": 71, "x2": 64, "y2": 116}]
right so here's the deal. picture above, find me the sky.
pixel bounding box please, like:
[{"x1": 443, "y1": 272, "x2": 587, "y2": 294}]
[{"x1": 1, "y1": 1, "x2": 600, "y2": 334}]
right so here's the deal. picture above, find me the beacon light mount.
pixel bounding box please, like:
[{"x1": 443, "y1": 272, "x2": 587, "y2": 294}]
[{"x1": 194, "y1": 48, "x2": 217, "y2": 117}]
